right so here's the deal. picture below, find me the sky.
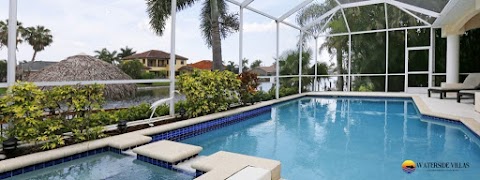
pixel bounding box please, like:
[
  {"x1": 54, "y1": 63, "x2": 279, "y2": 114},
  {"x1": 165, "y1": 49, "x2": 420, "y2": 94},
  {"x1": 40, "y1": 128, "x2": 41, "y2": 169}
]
[{"x1": 0, "y1": 0, "x2": 330, "y2": 68}]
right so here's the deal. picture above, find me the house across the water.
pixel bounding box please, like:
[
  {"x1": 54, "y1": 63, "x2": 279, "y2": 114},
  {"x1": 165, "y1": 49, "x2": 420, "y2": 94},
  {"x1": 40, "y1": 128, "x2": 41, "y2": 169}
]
[{"x1": 122, "y1": 50, "x2": 189, "y2": 77}]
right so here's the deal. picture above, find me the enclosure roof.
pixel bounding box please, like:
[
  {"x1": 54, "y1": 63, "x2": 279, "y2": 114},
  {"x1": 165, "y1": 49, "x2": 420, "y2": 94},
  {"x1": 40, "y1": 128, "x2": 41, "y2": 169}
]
[{"x1": 226, "y1": 0, "x2": 454, "y2": 36}]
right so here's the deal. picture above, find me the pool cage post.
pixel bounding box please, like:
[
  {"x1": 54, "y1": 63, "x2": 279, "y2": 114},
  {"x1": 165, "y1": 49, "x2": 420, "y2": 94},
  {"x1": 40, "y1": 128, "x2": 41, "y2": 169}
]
[
  {"x1": 276, "y1": 21, "x2": 280, "y2": 99},
  {"x1": 169, "y1": 0, "x2": 177, "y2": 116},
  {"x1": 314, "y1": 37, "x2": 318, "y2": 91},
  {"x1": 239, "y1": 6, "x2": 244, "y2": 74},
  {"x1": 299, "y1": 31, "x2": 303, "y2": 94}
]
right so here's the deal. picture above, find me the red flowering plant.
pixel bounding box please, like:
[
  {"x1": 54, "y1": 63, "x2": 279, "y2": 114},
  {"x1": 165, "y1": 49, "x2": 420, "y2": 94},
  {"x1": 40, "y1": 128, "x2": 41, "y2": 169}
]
[{"x1": 238, "y1": 71, "x2": 260, "y2": 105}]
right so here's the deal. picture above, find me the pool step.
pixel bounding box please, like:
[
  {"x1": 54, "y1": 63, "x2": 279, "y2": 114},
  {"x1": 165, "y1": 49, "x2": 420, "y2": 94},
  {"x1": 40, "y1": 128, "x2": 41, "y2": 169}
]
[
  {"x1": 121, "y1": 149, "x2": 137, "y2": 157},
  {"x1": 173, "y1": 155, "x2": 206, "y2": 174}
]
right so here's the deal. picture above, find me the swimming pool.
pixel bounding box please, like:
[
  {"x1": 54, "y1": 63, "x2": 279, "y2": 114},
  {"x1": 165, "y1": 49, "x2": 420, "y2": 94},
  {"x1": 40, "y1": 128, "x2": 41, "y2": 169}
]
[
  {"x1": 182, "y1": 97, "x2": 480, "y2": 179},
  {"x1": 5, "y1": 96, "x2": 480, "y2": 179},
  {"x1": 7, "y1": 152, "x2": 192, "y2": 180}
]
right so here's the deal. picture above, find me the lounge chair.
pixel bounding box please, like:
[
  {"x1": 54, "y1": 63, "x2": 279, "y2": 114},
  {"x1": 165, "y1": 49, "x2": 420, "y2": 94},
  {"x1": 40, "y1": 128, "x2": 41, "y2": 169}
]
[
  {"x1": 457, "y1": 90, "x2": 479, "y2": 104},
  {"x1": 428, "y1": 73, "x2": 480, "y2": 99}
]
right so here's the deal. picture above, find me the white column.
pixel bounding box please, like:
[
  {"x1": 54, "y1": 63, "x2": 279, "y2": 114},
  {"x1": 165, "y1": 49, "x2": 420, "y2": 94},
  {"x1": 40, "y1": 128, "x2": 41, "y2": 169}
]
[
  {"x1": 446, "y1": 35, "x2": 460, "y2": 83},
  {"x1": 298, "y1": 31, "x2": 303, "y2": 94},
  {"x1": 275, "y1": 22, "x2": 280, "y2": 99},
  {"x1": 7, "y1": 0, "x2": 17, "y2": 86},
  {"x1": 347, "y1": 34, "x2": 352, "y2": 91},
  {"x1": 314, "y1": 37, "x2": 318, "y2": 91},
  {"x1": 169, "y1": 0, "x2": 177, "y2": 116},
  {"x1": 239, "y1": 7, "x2": 244, "y2": 74}
]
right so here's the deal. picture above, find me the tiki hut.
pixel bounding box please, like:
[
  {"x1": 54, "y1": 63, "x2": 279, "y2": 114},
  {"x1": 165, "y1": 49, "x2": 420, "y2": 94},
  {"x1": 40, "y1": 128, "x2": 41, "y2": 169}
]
[{"x1": 27, "y1": 54, "x2": 136, "y2": 100}]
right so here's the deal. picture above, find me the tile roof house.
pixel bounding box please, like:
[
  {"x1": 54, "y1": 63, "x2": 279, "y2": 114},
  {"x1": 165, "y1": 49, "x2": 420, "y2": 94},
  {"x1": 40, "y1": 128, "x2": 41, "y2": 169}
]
[
  {"x1": 250, "y1": 64, "x2": 276, "y2": 76},
  {"x1": 122, "y1": 50, "x2": 189, "y2": 77},
  {"x1": 188, "y1": 60, "x2": 214, "y2": 70}
]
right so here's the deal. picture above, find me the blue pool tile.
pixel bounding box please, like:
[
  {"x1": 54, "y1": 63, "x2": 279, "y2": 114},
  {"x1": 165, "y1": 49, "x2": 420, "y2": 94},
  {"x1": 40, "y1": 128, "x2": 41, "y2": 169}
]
[
  {"x1": 23, "y1": 165, "x2": 35, "y2": 173},
  {"x1": 45, "y1": 160, "x2": 55, "y2": 167},
  {"x1": 54, "y1": 159, "x2": 63, "y2": 165},
  {"x1": 12, "y1": 169, "x2": 22, "y2": 176},
  {"x1": 34, "y1": 163, "x2": 45, "y2": 170},
  {"x1": 0, "y1": 171, "x2": 12, "y2": 179}
]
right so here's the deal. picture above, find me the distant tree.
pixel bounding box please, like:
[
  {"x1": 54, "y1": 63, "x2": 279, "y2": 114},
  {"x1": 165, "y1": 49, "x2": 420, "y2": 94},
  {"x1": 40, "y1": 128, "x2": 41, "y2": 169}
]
[
  {"x1": 146, "y1": 0, "x2": 239, "y2": 70},
  {"x1": 0, "y1": 19, "x2": 28, "y2": 50},
  {"x1": 241, "y1": 58, "x2": 249, "y2": 72},
  {"x1": 94, "y1": 48, "x2": 119, "y2": 64},
  {"x1": 250, "y1": 59, "x2": 262, "y2": 69},
  {"x1": 25, "y1": 26, "x2": 53, "y2": 61},
  {"x1": 225, "y1": 61, "x2": 236, "y2": 73},
  {"x1": 0, "y1": 60, "x2": 6, "y2": 82},
  {"x1": 120, "y1": 60, "x2": 145, "y2": 79},
  {"x1": 117, "y1": 46, "x2": 136, "y2": 59}
]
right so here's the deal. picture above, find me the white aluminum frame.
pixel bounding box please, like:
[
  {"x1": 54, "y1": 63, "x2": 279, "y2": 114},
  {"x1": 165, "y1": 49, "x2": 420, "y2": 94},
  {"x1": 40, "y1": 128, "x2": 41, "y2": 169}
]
[{"x1": 4, "y1": 0, "x2": 451, "y2": 105}]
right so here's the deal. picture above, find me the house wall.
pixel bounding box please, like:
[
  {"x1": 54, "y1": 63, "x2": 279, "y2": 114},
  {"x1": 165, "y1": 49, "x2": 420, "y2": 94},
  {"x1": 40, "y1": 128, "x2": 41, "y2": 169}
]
[{"x1": 123, "y1": 58, "x2": 187, "y2": 76}]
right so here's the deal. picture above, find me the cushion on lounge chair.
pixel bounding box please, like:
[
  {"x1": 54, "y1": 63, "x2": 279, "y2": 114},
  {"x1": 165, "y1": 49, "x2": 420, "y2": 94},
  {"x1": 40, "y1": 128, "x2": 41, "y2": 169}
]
[
  {"x1": 437, "y1": 73, "x2": 480, "y2": 90},
  {"x1": 462, "y1": 73, "x2": 480, "y2": 89}
]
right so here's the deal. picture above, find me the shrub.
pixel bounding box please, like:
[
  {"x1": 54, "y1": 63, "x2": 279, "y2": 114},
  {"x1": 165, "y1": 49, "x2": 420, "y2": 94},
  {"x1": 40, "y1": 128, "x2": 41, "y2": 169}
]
[
  {"x1": 0, "y1": 82, "x2": 48, "y2": 143},
  {"x1": 238, "y1": 72, "x2": 260, "y2": 105},
  {"x1": 0, "y1": 82, "x2": 108, "y2": 149},
  {"x1": 140, "y1": 72, "x2": 156, "y2": 79},
  {"x1": 178, "y1": 70, "x2": 240, "y2": 117},
  {"x1": 120, "y1": 60, "x2": 145, "y2": 79}
]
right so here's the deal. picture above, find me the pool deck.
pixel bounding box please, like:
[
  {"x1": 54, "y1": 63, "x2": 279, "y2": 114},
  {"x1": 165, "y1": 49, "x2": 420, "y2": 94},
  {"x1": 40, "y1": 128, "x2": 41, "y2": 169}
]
[{"x1": 1, "y1": 91, "x2": 480, "y2": 179}]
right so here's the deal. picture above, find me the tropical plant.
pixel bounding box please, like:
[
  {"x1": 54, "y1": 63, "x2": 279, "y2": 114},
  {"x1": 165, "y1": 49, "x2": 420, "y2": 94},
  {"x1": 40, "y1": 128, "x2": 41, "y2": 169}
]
[
  {"x1": 24, "y1": 26, "x2": 53, "y2": 61},
  {"x1": 238, "y1": 71, "x2": 260, "y2": 105},
  {"x1": 0, "y1": 59, "x2": 6, "y2": 82},
  {"x1": 278, "y1": 49, "x2": 311, "y2": 89},
  {"x1": 117, "y1": 46, "x2": 136, "y2": 59},
  {"x1": 94, "y1": 48, "x2": 119, "y2": 64},
  {"x1": 250, "y1": 59, "x2": 262, "y2": 69},
  {"x1": 241, "y1": 58, "x2": 249, "y2": 72},
  {"x1": 146, "y1": 0, "x2": 239, "y2": 70},
  {"x1": 225, "y1": 61, "x2": 236, "y2": 73},
  {"x1": 141, "y1": 72, "x2": 156, "y2": 79},
  {"x1": 178, "y1": 70, "x2": 240, "y2": 117},
  {"x1": 0, "y1": 19, "x2": 28, "y2": 50},
  {"x1": 120, "y1": 60, "x2": 145, "y2": 79},
  {"x1": 0, "y1": 82, "x2": 46, "y2": 143}
]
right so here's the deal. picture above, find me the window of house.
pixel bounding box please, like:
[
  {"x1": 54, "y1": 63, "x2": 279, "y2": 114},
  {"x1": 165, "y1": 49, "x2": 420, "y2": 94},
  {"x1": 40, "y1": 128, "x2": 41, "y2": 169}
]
[
  {"x1": 148, "y1": 60, "x2": 156, "y2": 67},
  {"x1": 181, "y1": 60, "x2": 185, "y2": 65}
]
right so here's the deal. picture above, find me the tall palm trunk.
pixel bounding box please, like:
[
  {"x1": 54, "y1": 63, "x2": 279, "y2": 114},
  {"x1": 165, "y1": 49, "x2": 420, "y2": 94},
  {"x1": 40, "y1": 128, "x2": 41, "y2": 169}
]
[
  {"x1": 336, "y1": 46, "x2": 344, "y2": 91},
  {"x1": 31, "y1": 50, "x2": 37, "y2": 62},
  {"x1": 210, "y1": 0, "x2": 223, "y2": 70}
]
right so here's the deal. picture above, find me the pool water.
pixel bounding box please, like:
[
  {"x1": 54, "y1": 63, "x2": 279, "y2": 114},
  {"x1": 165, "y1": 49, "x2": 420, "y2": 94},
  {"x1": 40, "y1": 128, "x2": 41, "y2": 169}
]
[
  {"x1": 182, "y1": 97, "x2": 480, "y2": 179},
  {"x1": 8, "y1": 152, "x2": 192, "y2": 180}
]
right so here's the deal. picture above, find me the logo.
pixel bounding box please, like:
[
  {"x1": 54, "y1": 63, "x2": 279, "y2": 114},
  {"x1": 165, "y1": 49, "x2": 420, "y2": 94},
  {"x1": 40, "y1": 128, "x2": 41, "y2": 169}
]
[{"x1": 402, "y1": 160, "x2": 416, "y2": 174}]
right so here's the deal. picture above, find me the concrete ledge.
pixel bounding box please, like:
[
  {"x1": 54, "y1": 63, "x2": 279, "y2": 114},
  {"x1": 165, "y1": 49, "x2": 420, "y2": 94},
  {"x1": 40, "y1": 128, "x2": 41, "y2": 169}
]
[
  {"x1": 133, "y1": 140, "x2": 202, "y2": 163},
  {"x1": 476, "y1": 92, "x2": 480, "y2": 112},
  {"x1": 192, "y1": 151, "x2": 281, "y2": 180},
  {"x1": 108, "y1": 134, "x2": 152, "y2": 150}
]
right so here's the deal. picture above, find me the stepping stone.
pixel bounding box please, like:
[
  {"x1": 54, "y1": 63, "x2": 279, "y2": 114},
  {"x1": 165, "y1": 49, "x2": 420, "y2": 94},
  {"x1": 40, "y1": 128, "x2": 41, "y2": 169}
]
[
  {"x1": 192, "y1": 151, "x2": 281, "y2": 180},
  {"x1": 0, "y1": 154, "x2": 5, "y2": 160},
  {"x1": 133, "y1": 140, "x2": 202, "y2": 164}
]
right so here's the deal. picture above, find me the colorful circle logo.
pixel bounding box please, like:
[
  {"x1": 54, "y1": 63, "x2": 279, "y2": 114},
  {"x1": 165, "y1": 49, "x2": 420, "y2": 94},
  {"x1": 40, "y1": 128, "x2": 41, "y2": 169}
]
[{"x1": 402, "y1": 160, "x2": 416, "y2": 174}]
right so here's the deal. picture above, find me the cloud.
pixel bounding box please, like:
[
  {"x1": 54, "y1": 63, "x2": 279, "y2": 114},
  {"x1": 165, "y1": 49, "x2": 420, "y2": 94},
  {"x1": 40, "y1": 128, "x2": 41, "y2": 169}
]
[{"x1": 244, "y1": 21, "x2": 276, "y2": 33}]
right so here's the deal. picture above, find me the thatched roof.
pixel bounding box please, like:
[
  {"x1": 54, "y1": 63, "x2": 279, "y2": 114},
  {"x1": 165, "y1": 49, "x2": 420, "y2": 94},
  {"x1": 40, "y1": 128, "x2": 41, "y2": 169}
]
[{"x1": 27, "y1": 55, "x2": 136, "y2": 100}]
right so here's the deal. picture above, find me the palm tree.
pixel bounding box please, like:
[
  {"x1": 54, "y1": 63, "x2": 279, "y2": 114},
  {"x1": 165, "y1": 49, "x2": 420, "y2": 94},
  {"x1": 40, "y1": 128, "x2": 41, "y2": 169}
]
[
  {"x1": 94, "y1": 48, "x2": 119, "y2": 64},
  {"x1": 118, "y1": 46, "x2": 136, "y2": 59},
  {"x1": 25, "y1": 26, "x2": 53, "y2": 61},
  {"x1": 250, "y1": 59, "x2": 262, "y2": 69},
  {"x1": 0, "y1": 19, "x2": 28, "y2": 50},
  {"x1": 146, "y1": 0, "x2": 239, "y2": 71},
  {"x1": 225, "y1": 60, "x2": 236, "y2": 73}
]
